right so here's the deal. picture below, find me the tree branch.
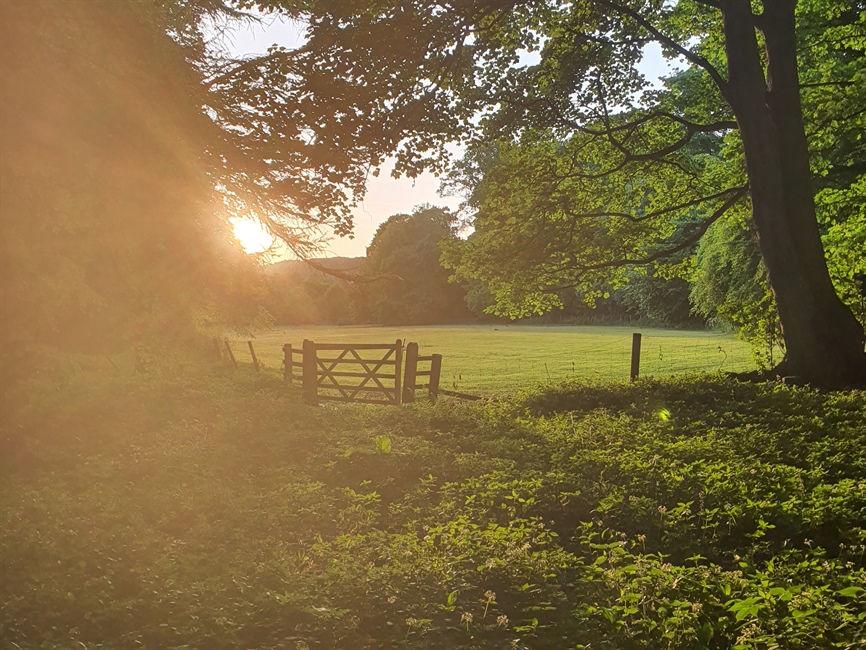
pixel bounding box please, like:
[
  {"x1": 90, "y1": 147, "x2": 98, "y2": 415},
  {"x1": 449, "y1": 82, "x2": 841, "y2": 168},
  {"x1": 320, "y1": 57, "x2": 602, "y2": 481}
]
[
  {"x1": 543, "y1": 186, "x2": 748, "y2": 282},
  {"x1": 594, "y1": 0, "x2": 729, "y2": 91},
  {"x1": 535, "y1": 96, "x2": 736, "y2": 136},
  {"x1": 799, "y1": 80, "x2": 854, "y2": 89},
  {"x1": 206, "y1": 50, "x2": 293, "y2": 88},
  {"x1": 551, "y1": 121, "x2": 727, "y2": 182},
  {"x1": 558, "y1": 186, "x2": 748, "y2": 224}
]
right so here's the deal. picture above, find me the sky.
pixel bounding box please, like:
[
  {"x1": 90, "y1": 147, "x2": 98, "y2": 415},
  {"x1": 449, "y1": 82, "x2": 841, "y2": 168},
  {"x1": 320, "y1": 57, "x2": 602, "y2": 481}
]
[{"x1": 211, "y1": 13, "x2": 679, "y2": 259}]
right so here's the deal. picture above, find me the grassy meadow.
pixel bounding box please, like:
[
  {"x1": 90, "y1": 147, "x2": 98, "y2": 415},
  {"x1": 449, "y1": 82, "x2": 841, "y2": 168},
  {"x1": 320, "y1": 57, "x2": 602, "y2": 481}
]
[
  {"x1": 231, "y1": 325, "x2": 762, "y2": 393},
  {"x1": 2, "y1": 356, "x2": 864, "y2": 649}
]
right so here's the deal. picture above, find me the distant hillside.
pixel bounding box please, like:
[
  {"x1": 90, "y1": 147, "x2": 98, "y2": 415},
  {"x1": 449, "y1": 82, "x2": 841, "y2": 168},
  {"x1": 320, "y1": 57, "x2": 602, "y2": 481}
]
[
  {"x1": 265, "y1": 257, "x2": 363, "y2": 280},
  {"x1": 261, "y1": 257, "x2": 363, "y2": 325}
]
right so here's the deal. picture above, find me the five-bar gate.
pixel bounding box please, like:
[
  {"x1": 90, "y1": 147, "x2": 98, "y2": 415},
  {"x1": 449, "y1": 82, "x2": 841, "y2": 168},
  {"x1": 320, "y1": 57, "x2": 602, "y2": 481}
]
[{"x1": 284, "y1": 339, "x2": 441, "y2": 406}]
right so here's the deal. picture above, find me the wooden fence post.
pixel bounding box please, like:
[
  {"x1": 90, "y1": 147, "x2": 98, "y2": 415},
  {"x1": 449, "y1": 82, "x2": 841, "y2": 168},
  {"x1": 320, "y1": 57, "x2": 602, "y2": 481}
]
[
  {"x1": 630, "y1": 333, "x2": 642, "y2": 381},
  {"x1": 224, "y1": 340, "x2": 238, "y2": 369},
  {"x1": 247, "y1": 340, "x2": 260, "y2": 372},
  {"x1": 394, "y1": 340, "x2": 403, "y2": 405},
  {"x1": 429, "y1": 353, "x2": 442, "y2": 403},
  {"x1": 302, "y1": 339, "x2": 317, "y2": 405},
  {"x1": 403, "y1": 342, "x2": 419, "y2": 403},
  {"x1": 283, "y1": 344, "x2": 292, "y2": 382}
]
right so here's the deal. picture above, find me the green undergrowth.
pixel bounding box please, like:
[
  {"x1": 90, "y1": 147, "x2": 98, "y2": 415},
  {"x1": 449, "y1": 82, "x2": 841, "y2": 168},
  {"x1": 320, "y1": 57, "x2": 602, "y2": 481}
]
[{"x1": 1, "y1": 361, "x2": 864, "y2": 649}]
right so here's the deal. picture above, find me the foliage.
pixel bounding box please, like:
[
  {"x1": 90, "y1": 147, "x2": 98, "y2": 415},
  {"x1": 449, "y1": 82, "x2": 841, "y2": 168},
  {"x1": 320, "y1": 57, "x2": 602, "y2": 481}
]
[
  {"x1": 226, "y1": 0, "x2": 866, "y2": 383},
  {"x1": 261, "y1": 258, "x2": 359, "y2": 325},
  {"x1": 2, "y1": 363, "x2": 864, "y2": 649},
  {"x1": 684, "y1": 0, "x2": 866, "y2": 349},
  {"x1": 355, "y1": 206, "x2": 470, "y2": 325},
  {"x1": 823, "y1": 212, "x2": 866, "y2": 326},
  {"x1": 615, "y1": 261, "x2": 703, "y2": 329},
  {"x1": 232, "y1": 0, "x2": 752, "y2": 318},
  {"x1": 441, "y1": 128, "x2": 736, "y2": 319},
  {"x1": 802, "y1": 0, "x2": 866, "y2": 322},
  {"x1": 0, "y1": 0, "x2": 270, "y2": 373},
  {"x1": 690, "y1": 215, "x2": 783, "y2": 369},
  {"x1": 258, "y1": 206, "x2": 472, "y2": 327}
]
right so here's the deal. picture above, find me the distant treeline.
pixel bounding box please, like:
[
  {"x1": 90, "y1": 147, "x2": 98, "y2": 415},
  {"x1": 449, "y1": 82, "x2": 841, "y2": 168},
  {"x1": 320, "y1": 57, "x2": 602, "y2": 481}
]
[
  {"x1": 261, "y1": 207, "x2": 472, "y2": 326},
  {"x1": 260, "y1": 206, "x2": 708, "y2": 329}
]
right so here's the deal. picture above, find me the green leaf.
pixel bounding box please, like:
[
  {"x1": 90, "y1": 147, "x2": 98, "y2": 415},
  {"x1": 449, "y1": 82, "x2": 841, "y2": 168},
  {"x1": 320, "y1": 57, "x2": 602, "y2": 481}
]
[
  {"x1": 837, "y1": 586, "x2": 864, "y2": 598},
  {"x1": 374, "y1": 436, "x2": 392, "y2": 454}
]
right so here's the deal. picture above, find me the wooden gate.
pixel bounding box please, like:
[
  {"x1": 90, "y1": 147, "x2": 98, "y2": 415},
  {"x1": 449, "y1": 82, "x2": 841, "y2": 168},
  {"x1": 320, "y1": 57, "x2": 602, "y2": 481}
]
[
  {"x1": 285, "y1": 339, "x2": 403, "y2": 405},
  {"x1": 402, "y1": 342, "x2": 442, "y2": 403}
]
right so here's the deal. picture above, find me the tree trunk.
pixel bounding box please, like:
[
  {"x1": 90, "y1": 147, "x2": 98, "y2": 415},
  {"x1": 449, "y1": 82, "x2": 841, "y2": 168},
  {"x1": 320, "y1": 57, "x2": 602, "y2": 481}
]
[{"x1": 720, "y1": 0, "x2": 866, "y2": 387}]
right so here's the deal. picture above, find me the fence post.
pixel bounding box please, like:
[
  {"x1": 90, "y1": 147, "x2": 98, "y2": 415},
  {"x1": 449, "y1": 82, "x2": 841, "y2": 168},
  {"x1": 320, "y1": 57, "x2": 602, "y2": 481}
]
[
  {"x1": 394, "y1": 339, "x2": 403, "y2": 405},
  {"x1": 224, "y1": 340, "x2": 238, "y2": 369},
  {"x1": 402, "y1": 342, "x2": 419, "y2": 403},
  {"x1": 630, "y1": 333, "x2": 642, "y2": 381},
  {"x1": 247, "y1": 340, "x2": 260, "y2": 372},
  {"x1": 428, "y1": 354, "x2": 442, "y2": 403},
  {"x1": 283, "y1": 344, "x2": 292, "y2": 383},
  {"x1": 302, "y1": 339, "x2": 317, "y2": 405}
]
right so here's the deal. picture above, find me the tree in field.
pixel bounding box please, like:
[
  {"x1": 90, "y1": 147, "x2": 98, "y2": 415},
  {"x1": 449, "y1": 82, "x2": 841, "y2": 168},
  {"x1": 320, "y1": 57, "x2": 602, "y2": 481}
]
[
  {"x1": 225, "y1": 0, "x2": 865, "y2": 386},
  {"x1": 355, "y1": 206, "x2": 470, "y2": 324}
]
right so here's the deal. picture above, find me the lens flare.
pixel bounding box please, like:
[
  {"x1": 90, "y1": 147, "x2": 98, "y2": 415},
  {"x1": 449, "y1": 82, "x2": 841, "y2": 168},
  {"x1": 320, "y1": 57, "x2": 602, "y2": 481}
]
[{"x1": 231, "y1": 217, "x2": 273, "y2": 254}]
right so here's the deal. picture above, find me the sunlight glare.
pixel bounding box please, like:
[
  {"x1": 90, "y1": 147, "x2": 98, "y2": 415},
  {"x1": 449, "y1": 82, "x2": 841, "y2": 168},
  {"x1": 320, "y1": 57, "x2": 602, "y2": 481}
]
[{"x1": 231, "y1": 217, "x2": 274, "y2": 254}]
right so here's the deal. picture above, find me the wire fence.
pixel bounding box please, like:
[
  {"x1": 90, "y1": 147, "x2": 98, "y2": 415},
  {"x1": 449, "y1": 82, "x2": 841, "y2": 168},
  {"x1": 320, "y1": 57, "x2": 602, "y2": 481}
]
[{"x1": 225, "y1": 326, "x2": 764, "y2": 395}]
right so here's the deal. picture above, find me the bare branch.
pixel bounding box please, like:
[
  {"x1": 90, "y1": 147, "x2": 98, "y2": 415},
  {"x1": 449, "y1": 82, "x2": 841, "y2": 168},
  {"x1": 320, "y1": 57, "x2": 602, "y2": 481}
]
[{"x1": 594, "y1": 0, "x2": 729, "y2": 91}]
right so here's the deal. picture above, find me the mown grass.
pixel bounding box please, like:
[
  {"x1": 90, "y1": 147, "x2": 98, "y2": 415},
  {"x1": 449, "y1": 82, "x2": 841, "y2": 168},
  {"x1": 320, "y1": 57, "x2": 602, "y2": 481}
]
[
  {"x1": 231, "y1": 324, "x2": 763, "y2": 393},
  {"x1": 1, "y1": 360, "x2": 864, "y2": 649}
]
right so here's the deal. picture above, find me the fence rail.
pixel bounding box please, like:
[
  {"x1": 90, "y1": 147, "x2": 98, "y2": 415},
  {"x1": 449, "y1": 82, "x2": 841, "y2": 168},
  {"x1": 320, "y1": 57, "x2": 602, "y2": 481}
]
[{"x1": 236, "y1": 330, "x2": 733, "y2": 403}]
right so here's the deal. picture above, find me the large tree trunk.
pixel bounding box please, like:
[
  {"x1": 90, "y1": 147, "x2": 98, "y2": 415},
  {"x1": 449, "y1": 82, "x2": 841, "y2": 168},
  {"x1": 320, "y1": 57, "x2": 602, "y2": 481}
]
[{"x1": 721, "y1": 0, "x2": 866, "y2": 387}]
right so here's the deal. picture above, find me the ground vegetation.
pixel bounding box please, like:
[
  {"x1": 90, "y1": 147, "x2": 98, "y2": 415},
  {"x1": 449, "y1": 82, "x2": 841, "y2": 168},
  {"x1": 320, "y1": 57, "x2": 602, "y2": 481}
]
[{"x1": 2, "y1": 363, "x2": 863, "y2": 648}]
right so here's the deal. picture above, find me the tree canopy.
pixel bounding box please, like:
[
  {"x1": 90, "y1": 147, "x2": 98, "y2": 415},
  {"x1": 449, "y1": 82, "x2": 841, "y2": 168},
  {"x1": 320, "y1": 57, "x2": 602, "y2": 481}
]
[
  {"x1": 355, "y1": 205, "x2": 470, "y2": 324},
  {"x1": 223, "y1": 0, "x2": 865, "y2": 385},
  {"x1": 3, "y1": 0, "x2": 863, "y2": 385},
  {"x1": 0, "y1": 0, "x2": 272, "y2": 379}
]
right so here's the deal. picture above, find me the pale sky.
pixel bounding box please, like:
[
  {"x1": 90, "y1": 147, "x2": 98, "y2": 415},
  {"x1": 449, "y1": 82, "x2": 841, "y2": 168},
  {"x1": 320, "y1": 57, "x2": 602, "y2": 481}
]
[{"x1": 211, "y1": 13, "x2": 678, "y2": 258}]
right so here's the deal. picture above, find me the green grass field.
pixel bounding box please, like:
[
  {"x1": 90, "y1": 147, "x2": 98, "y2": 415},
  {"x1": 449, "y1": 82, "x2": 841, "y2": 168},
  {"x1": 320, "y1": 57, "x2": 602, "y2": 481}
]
[{"x1": 230, "y1": 325, "x2": 761, "y2": 393}]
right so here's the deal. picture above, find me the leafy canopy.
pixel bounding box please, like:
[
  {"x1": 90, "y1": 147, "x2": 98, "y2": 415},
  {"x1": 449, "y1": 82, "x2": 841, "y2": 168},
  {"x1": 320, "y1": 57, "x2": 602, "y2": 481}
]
[
  {"x1": 222, "y1": 0, "x2": 863, "y2": 322},
  {"x1": 357, "y1": 205, "x2": 470, "y2": 324}
]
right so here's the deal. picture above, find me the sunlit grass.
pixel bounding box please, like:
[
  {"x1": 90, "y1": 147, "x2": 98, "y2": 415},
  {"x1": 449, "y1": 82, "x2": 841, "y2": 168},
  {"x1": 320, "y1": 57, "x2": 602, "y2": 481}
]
[{"x1": 229, "y1": 324, "x2": 761, "y2": 393}]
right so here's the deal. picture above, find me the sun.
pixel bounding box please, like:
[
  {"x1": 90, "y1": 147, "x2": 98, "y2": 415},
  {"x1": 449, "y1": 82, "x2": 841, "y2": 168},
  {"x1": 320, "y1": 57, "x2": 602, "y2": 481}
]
[{"x1": 231, "y1": 217, "x2": 274, "y2": 254}]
